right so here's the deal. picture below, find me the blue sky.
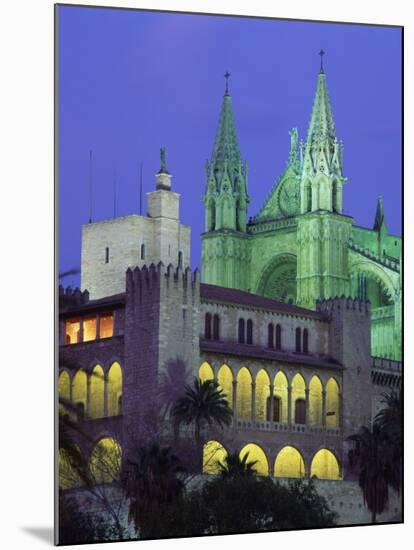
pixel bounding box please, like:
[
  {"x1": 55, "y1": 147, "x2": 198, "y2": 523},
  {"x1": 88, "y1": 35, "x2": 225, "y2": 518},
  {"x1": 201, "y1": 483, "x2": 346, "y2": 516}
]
[{"x1": 58, "y1": 5, "x2": 402, "y2": 285}]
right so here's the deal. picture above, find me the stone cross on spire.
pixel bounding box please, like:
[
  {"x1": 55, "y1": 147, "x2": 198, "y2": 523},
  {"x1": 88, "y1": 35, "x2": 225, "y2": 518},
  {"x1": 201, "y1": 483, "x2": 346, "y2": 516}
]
[
  {"x1": 224, "y1": 71, "x2": 231, "y2": 95},
  {"x1": 319, "y1": 49, "x2": 325, "y2": 73}
]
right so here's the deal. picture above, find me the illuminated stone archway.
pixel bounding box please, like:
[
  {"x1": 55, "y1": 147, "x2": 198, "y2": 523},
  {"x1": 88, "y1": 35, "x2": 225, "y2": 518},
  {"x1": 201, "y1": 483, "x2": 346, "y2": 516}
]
[
  {"x1": 239, "y1": 443, "x2": 269, "y2": 476},
  {"x1": 255, "y1": 369, "x2": 270, "y2": 421},
  {"x1": 59, "y1": 446, "x2": 83, "y2": 490},
  {"x1": 236, "y1": 367, "x2": 252, "y2": 420},
  {"x1": 217, "y1": 364, "x2": 233, "y2": 407},
  {"x1": 291, "y1": 373, "x2": 306, "y2": 424},
  {"x1": 309, "y1": 375, "x2": 323, "y2": 426},
  {"x1": 72, "y1": 369, "x2": 87, "y2": 416},
  {"x1": 274, "y1": 371, "x2": 288, "y2": 422},
  {"x1": 89, "y1": 365, "x2": 104, "y2": 419},
  {"x1": 256, "y1": 254, "x2": 297, "y2": 304},
  {"x1": 107, "y1": 362, "x2": 122, "y2": 417},
  {"x1": 310, "y1": 449, "x2": 341, "y2": 480},
  {"x1": 326, "y1": 378, "x2": 340, "y2": 428},
  {"x1": 203, "y1": 440, "x2": 228, "y2": 474},
  {"x1": 199, "y1": 362, "x2": 214, "y2": 383},
  {"x1": 89, "y1": 437, "x2": 122, "y2": 484},
  {"x1": 274, "y1": 446, "x2": 306, "y2": 478}
]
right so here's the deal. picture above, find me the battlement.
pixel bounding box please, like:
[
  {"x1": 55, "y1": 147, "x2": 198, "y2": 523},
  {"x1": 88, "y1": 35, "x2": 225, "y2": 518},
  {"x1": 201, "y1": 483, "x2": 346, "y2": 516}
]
[
  {"x1": 126, "y1": 262, "x2": 200, "y2": 297},
  {"x1": 59, "y1": 285, "x2": 90, "y2": 308},
  {"x1": 316, "y1": 296, "x2": 371, "y2": 316}
]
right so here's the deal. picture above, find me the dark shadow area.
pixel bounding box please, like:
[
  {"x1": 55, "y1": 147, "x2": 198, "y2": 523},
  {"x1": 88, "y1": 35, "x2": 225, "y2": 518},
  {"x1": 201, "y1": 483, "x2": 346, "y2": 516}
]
[{"x1": 21, "y1": 526, "x2": 54, "y2": 545}]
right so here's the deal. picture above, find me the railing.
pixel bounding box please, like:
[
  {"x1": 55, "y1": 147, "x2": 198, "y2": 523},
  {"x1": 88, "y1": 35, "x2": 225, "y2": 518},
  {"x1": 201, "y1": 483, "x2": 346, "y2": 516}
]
[
  {"x1": 234, "y1": 419, "x2": 341, "y2": 437},
  {"x1": 349, "y1": 241, "x2": 400, "y2": 272},
  {"x1": 247, "y1": 217, "x2": 297, "y2": 234},
  {"x1": 371, "y1": 356, "x2": 402, "y2": 373}
]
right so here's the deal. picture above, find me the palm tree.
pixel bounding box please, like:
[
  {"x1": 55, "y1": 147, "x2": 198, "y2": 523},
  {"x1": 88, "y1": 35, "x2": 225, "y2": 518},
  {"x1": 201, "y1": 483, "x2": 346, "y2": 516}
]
[
  {"x1": 218, "y1": 451, "x2": 257, "y2": 479},
  {"x1": 375, "y1": 389, "x2": 402, "y2": 493},
  {"x1": 172, "y1": 378, "x2": 233, "y2": 446},
  {"x1": 124, "y1": 443, "x2": 186, "y2": 534},
  {"x1": 348, "y1": 424, "x2": 395, "y2": 523}
]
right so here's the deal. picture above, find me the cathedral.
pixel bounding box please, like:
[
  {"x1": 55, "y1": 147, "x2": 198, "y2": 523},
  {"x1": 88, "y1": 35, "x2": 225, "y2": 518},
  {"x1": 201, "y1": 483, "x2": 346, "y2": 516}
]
[{"x1": 58, "y1": 63, "x2": 402, "y2": 525}]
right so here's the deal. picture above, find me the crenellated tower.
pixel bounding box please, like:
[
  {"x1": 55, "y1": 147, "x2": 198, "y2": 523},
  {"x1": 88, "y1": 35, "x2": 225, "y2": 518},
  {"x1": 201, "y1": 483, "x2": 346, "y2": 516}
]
[
  {"x1": 202, "y1": 73, "x2": 250, "y2": 289},
  {"x1": 297, "y1": 54, "x2": 352, "y2": 308}
]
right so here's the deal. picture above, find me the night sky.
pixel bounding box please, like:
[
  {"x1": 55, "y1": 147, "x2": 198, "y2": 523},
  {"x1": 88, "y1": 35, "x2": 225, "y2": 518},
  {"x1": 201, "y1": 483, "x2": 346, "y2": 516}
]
[{"x1": 58, "y1": 5, "x2": 402, "y2": 288}]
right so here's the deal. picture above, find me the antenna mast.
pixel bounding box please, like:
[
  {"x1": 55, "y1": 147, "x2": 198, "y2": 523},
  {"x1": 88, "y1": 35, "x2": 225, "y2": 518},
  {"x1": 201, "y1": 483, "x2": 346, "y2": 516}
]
[
  {"x1": 88, "y1": 150, "x2": 93, "y2": 223},
  {"x1": 113, "y1": 167, "x2": 117, "y2": 218},
  {"x1": 139, "y1": 162, "x2": 143, "y2": 215}
]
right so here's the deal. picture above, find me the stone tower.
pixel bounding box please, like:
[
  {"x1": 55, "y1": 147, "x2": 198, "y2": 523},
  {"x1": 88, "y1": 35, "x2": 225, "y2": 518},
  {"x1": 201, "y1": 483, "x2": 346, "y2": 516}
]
[
  {"x1": 201, "y1": 75, "x2": 250, "y2": 289},
  {"x1": 296, "y1": 63, "x2": 352, "y2": 308},
  {"x1": 81, "y1": 149, "x2": 191, "y2": 299}
]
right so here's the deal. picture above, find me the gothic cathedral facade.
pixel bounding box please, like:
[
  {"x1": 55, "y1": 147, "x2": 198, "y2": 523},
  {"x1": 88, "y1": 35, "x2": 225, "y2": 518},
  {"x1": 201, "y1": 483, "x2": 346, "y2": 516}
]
[{"x1": 201, "y1": 67, "x2": 402, "y2": 361}]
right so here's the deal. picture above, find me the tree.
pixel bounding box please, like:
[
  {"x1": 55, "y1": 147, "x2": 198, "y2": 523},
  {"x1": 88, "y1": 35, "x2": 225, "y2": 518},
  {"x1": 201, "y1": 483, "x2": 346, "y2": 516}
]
[
  {"x1": 172, "y1": 378, "x2": 232, "y2": 447},
  {"x1": 348, "y1": 424, "x2": 395, "y2": 523},
  {"x1": 218, "y1": 451, "x2": 257, "y2": 479},
  {"x1": 375, "y1": 389, "x2": 402, "y2": 491},
  {"x1": 123, "y1": 442, "x2": 186, "y2": 538}
]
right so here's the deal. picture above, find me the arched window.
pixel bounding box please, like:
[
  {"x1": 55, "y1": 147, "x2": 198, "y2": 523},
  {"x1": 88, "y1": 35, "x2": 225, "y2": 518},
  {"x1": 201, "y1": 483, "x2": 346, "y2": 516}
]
[
  {"x1": 266, "y1": 395, "x2": 281, "y2": 422},
  {"x1": 178, "y1": 251, "x2": 183, "y2": 268},
  {"x1": 238, "y1": 318, "x2": 245, "y2": 344},
  {"x1": 326, "y1": 378, "x2": 340, "y2": 428},
  {"x1": 295, "y1": 327, "x2": 301, "y2": 352},
  {"x1": 246, "y1": 319, "x2": 253, "y2": 345},
  {"x1": 274, "y1": 446, "x2": 306, "y2": 478},
  {"x1": 205, "y1": 313, "x2": 212, "y2": 340},
  {"x1": 310, "y1": 449, "x2": 341, "y2": 480},
  {"x1": 107, "y1": 362, "x2": 122, "y2": 417},
  {"x1": 268, "y1": 323, "x2": 274, "y2": 348},
  {"x1": 274, "y1": 371, "x2": 288, "y2": 423},
  {"x1": 295, "y1": 399, "x2": 306, "y2": 424},
  {"x1": 89, "y1": 365, "x2": 104, "y2": 419},
  {"x1": 203, "y1": 440, "x2": 228, "y2": 474},
  {"x1": 140, "y1": 243, "x2": 145, "y2": 260},
  {"x1": 89, "y1": 437, "x2": 122, "y2": 484},
  {"x1": 303, "y1": 328, "x2": 309, "y2": 353},
  {"x1": 58, "y1": 371, "x2": 71, "y2": 415},
  {"x1": 213, "y1": 314, "x2": 220, "y2": 340},
  {"x1": 59, "y1": 447, "x2": 83, "y2": 490},
  {"x1": 275, "y1": 324, "x2": 282, "y2": 350},
  {"x1": 239, "y1": 443, "x2": 269, "y2": 476}
]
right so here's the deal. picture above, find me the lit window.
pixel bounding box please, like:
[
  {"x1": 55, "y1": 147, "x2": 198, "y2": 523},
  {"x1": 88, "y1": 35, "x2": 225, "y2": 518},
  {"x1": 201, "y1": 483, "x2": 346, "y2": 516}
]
[
  {"x1": 99, "y1": 313, "x2": 113, "y2": 338},
  {"x1": 83, "y1": 316, "x2": 97, "y2": 342},
  {"x1": 65, "y1": 318, "x2": 81, "y2": 345}
]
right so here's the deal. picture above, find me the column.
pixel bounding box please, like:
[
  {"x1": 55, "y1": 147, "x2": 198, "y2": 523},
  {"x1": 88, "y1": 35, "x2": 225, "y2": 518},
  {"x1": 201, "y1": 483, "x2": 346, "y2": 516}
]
[
  {"x1": 305, "y1": 388, "x2": 310, "y2": 425},
  {"x1": 232, "y1": 380, "x2": 238, "y2": 424},
  {"x1": 288, "y1": 384, "x2": 292, "y2": 425},
  {"x1": 251, "y1": 381, "x2": 256, "y2": 423},
  {"x1": 322, "y1": 389, "x2": 327, "y2": 427},
  {"x1": 269, "y1": 383, "x2": 274, "y2": 422},
  {"x1": 104, "y1": 373, "x2": 109, "y2": 417}
]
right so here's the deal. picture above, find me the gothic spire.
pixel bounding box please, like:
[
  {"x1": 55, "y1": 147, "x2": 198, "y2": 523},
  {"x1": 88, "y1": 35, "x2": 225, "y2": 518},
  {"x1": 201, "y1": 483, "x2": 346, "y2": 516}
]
[
  {"x1": 373, "y1": 195, "x2": 387, "y2": 231},
  {"x1": 306, "y1": 67, "x2": 336, "y2": 146},
  {"x1": 206, "y1": 76, "x2": 245, "y2": 193}
]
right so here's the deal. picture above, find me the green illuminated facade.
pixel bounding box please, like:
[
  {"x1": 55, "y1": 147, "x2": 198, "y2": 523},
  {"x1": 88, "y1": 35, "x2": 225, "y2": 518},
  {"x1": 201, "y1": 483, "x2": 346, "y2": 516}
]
[{"x1": 202, "y1": 68, "x2": 401, "y2": 360}]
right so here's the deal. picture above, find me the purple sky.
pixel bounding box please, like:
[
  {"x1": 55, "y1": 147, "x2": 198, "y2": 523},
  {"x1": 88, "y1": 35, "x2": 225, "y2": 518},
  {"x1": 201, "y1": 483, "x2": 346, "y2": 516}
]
[{"x1": 58, "y1": 5, "x2": 402, "y2": 287}]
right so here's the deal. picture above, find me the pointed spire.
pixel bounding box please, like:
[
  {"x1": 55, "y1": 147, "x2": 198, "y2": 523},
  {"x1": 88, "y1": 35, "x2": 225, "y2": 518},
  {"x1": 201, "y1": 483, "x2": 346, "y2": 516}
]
[
  {"x1": 373, "y1": 195, "x2": 387, "y2": 231},
  {"x1": 306, "y1": 64, "x2": 336, "y2": 145},
  {"x1": 207, "y1": 76, "x2": 244, "y2": 193}
]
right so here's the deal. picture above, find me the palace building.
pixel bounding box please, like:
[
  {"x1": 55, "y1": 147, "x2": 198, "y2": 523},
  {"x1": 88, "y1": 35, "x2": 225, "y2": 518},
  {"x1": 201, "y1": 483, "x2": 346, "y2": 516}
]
[{"x1": 58, "y1": 65, "x2": 402, "y2": 506}]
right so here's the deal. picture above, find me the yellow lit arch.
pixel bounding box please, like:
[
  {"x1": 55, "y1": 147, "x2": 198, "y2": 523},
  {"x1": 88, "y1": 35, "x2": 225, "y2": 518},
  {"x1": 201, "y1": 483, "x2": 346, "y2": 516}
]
[
  {"x1": 309, "y1": 375, "x2": 323, "y2": 425},
  {"x1": 199, "y1": 362, "x2": 214, "y2": 383},
  {"x1": 72, "y1": 369, "x2": 87, "y2": 416},
  {"x1": 59, "y1": 447, "x2": 83, "y2": 490},
  {"x1": 236, "y1": 367, "x2": 252, "y2": 420},
  {"x1": 89, "y1": 437, "x2": 122, "y2": 484},
  {"x1": 255, "y1": 369, "x2": 270, "y2": 421},
  {"x1": 326, "y1": 378, "x2": 340, "y2": 428},
  {"x1": 89, "y1": 365, "x2": 104, "y2": 419},
  {"x1": 203, "y1": 440, "x2": 228, "y2": 474},
  {"x1": 217, "y1": 364, "x2": 233, "y2": 407},
  {"x1": 274, "y1": 371, "x2": 288, "y2": 422},
  {"x1": 291, "y1": 373, "x2": 306, "y2": 423},
  {"x1": 58, "y1": 371, "x2": 70, "y2": 414},
  {"x1": 310, "y1": 449, "x2": 341, "y2": 480},
  {"x1": 107, "y1": 362, "x2": 122, "y2": 416},
  {"x1": 240, "y1": 443, "x2": 269, "y2": 476},
  {"x1": 274, "y1": 446, "x2": 306, "y2": 478}
]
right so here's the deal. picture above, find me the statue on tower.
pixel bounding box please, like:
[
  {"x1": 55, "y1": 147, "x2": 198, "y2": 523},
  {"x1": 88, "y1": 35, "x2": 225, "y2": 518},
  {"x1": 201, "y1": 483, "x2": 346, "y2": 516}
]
[{"x1": 158, "y1": 147, "x2": 170, "y2": 174}]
